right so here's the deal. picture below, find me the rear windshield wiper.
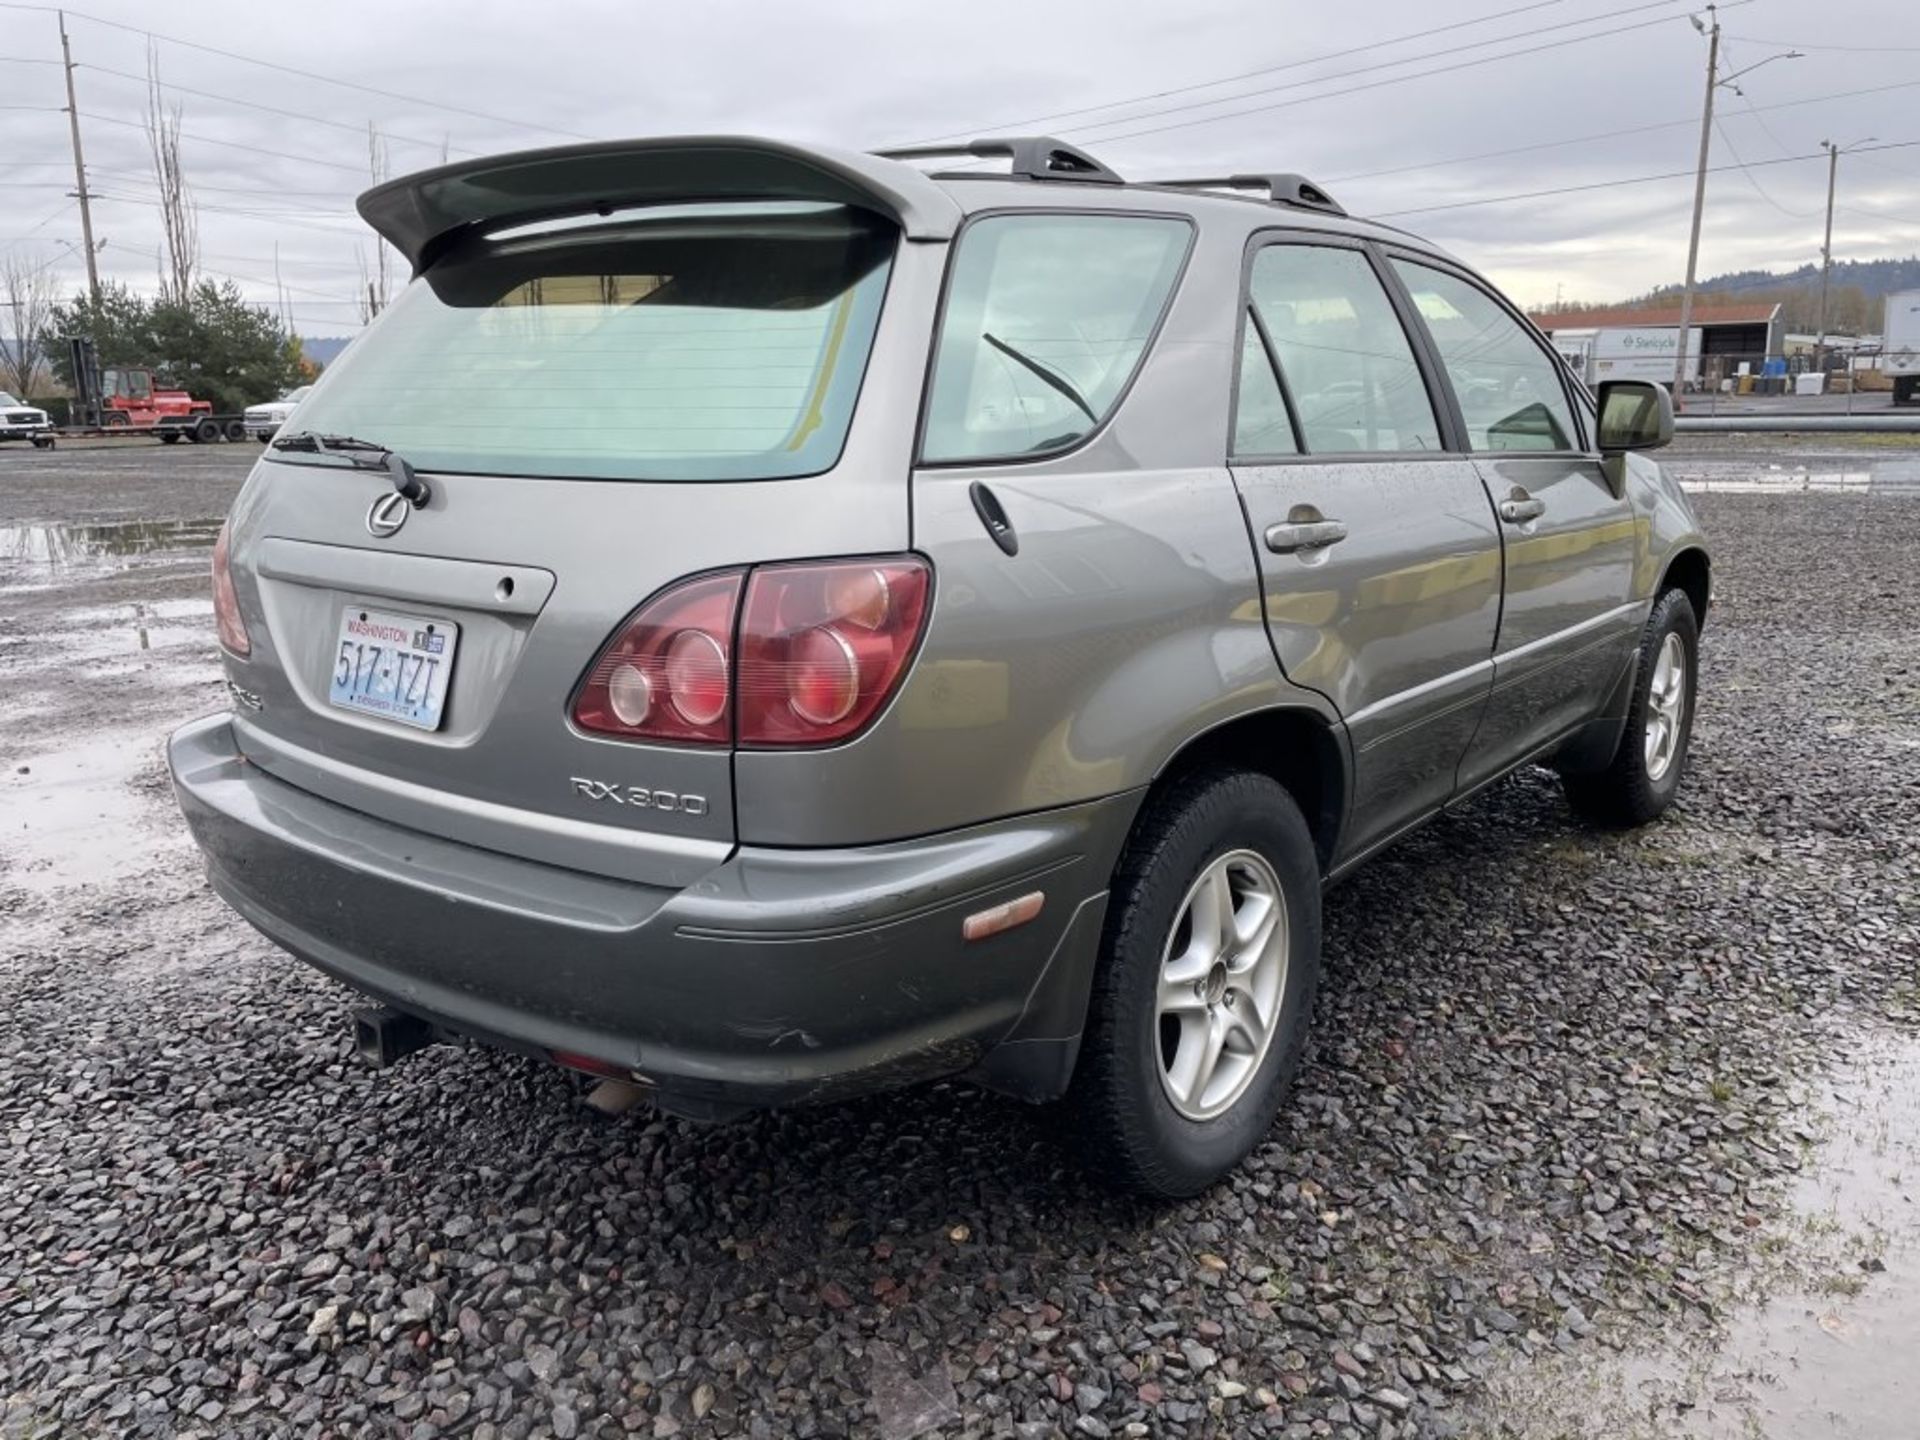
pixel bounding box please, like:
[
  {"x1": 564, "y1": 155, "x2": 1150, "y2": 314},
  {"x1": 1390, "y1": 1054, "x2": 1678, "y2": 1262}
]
[
  {"x1": 272, "y1": 431, "x2": 431, "y2": 507},
  {"x1": 983, "y1": 333, "x2": 1098, "y2": 425}
]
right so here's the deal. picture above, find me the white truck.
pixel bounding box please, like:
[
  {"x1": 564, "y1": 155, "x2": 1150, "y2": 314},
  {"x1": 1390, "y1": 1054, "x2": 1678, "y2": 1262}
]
[{"x1": 1886, "y1": 289, "x2": 1920, "y2": 406}]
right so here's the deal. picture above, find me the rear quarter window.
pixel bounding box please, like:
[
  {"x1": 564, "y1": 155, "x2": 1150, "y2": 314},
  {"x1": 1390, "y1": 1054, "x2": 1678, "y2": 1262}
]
[{"x1": 920, "y1": 213, "x2": 1191, "y2": 463}]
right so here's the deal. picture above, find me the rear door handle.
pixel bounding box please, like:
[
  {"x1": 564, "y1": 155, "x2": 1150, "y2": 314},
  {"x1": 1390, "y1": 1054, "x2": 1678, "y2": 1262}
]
[
  {"x1": 1499, "y1": 496, "x2": 1546, "y2": 524},
  {"x1": 1265, "y1": 519, "x2": 1348, "y2": 554}
]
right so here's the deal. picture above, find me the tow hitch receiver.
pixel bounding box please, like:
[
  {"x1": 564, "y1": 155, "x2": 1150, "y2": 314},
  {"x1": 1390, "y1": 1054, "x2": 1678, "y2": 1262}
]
[{"x1": 353, "y1": 1006, "x2": 436, "y2": 1069}]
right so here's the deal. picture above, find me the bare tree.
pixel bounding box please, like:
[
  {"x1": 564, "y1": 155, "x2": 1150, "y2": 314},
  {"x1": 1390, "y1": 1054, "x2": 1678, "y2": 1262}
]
[
  {"x1": 144, "y1": 45, "x2": 198, "y2": 303},
  {"x1": 356, "y1": 122, "x2": 395, "y2": 322},
  {"x1": 0, "y1": 255, "x2": 58, "y2": 396}
]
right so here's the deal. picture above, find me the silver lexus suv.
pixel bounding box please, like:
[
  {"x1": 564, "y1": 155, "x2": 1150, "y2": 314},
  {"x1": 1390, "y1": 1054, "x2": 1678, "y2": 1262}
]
[{"x1": 170, "y1": 135, "x2": 1707, "y2": 1196}]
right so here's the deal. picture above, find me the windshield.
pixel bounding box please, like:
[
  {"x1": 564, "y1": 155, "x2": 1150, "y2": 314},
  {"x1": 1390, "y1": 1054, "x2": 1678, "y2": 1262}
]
[
  {"x1": 285, "y1": 202, "x2": 896, "y2": 481},
  {"x1": 0, "y1": 393, "x2": 22, "y2": 407},
  {"x1": 281, "y1": 386, "x2": 312, "y2": 403}
]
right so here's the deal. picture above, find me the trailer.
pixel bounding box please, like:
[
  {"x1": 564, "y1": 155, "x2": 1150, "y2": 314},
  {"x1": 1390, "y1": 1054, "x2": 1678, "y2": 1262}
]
[
  {"x1": 41, "y1": 336, "x2": 249, "y2": 446},
  {"x1": 1886, "y1": 289, "x2": 1920, "y2": 407}
]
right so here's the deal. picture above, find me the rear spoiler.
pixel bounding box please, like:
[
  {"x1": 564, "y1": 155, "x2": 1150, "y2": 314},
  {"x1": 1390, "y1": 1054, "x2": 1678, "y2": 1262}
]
[{"x1": 357, "y1": 135, "x2": 966, "y2": 272}]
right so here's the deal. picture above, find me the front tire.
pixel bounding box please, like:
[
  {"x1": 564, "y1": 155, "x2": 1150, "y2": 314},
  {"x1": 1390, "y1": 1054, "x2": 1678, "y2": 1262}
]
[
  {"x1": 1065, "y1": 769, "x2": 1321, "y2": 1198},
  {"x1": 1565, "y1": 587, "x2": 1699, "y2": 827}
]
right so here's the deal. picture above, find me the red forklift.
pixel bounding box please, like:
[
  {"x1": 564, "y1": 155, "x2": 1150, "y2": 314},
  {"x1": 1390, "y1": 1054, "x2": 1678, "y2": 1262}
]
[{"x1": 50, "y1": 336, "x2": 247, "y2": 445}]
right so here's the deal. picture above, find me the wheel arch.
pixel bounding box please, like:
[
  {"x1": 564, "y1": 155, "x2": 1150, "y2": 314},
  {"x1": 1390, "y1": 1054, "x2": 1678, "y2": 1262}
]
[
  {"x1": 1144, "y1": 705, "x2": 1349, "y2": 876},
  {"x1": 1659, "y1": 545, "x2": 1711, "y2": 630}
]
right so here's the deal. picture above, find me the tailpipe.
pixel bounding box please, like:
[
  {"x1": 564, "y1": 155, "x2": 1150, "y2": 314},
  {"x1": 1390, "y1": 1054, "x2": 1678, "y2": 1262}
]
[{"x1": 353, "y1": 1006, "x2": 436, "y2": 1069}]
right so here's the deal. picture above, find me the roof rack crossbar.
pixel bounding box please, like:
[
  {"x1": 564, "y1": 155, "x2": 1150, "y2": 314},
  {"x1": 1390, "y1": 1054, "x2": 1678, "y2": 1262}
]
[
  {"x1": 872, "y1": 135, "x2": 1124, "y2": 186},
  {"x1": 1152, "y1": 173, "x2": 1347, "y2": 217}
]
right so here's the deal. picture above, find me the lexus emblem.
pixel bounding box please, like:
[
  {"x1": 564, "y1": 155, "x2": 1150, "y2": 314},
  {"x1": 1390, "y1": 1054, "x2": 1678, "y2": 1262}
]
[{"x1": 366, "y1": 491, "x2": 410, "y2": 538}]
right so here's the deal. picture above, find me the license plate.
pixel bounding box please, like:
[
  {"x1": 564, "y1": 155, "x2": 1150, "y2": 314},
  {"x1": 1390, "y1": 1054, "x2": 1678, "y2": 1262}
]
[{"x1": 327, "y1": 607, "x2": 459, "y2": 731}]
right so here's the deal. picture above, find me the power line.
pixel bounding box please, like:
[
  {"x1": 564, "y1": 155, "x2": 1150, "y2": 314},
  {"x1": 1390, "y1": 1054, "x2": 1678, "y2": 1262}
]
[
  {"x1": 195, "y1": 263, "x2": 356, "y2": 303},
  {"x1": 77, "y1": 61, "x2": 481, "y2": 157},
  {"x1": 1082, "y1": 3, "x2": 1755, "y2": 148},
  {"x1": 1052, "y1": 0, "x2": 1696, "y2": 142},
  {"x1": 0, "y1": 1, "x2": 593, "y2": 142},
  {"x1": 0, "y1": 198, "x2": 74, "y2": 245},
  {"x1": 1726, "y1": 33, "x2": 1920, "y2": 53},
  {"x1": 892, "y1": 0, "x2": 1575, "y2": 145},
  {"x1": 88, "y1": 189, "x2": 366, "y2": 236},
  {"x1": 77, "y1": 109, "x2": 371, "y2": 175},
  {"x1": 1376, "y1": 137, "x2": 1920, "y2": 217},
  {"x1": 1712, "y1": 117, "x2": 1819, "y2": 219},
  {"x1": 1325, "y1": 76, "x2": 1920, "y2": 185}
]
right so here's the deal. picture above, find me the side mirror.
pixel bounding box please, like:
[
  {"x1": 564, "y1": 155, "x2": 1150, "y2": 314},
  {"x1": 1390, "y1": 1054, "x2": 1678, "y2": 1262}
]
[{"x1": 1595, "y1": 379, "x2": 1673, "y2": 454}]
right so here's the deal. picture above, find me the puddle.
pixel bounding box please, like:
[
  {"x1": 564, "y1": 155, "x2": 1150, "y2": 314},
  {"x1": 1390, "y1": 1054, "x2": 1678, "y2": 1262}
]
[
  {"x1": 1477, "y1": 1027, "x2": 1920, "y2": 1438},
  {"x1": 0, "y1": 518, "x2": 222, "y2": 577},
  {"x1": 1674, "y1": 459, "x2": 1920, "y2": 496},
  {"x1": 0, "y1": 599, "x2": 217, "y2": 674},
  {"x1": 0, "y1": 732, "x2": 182, "y2": 893}
]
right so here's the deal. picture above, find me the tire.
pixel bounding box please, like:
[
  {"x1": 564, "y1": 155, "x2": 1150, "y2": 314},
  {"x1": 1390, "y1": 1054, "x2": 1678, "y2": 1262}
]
[
  {"x1": 159, "y1": 432, "x2": 182, "y2": 445},
  {"x1": 193, "y1": 418, "x2": 220, "y2": 444},
  {"x1": 1064, "y1": 769, "x2": 1321, "y2": 1198},
  {"x1": 1564, "y1": 587, "x2": 1699, "y2": 828},
  {"x1": 103, "y1": 411, "x2": 130, "y2": 429},
  {"x1": 224, "y1": 419, "x2": 247, "y2": 442}
]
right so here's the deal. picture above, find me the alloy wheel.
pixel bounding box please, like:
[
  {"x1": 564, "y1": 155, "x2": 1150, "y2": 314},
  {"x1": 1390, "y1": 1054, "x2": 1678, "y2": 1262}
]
[{"x1": 1154, "y1": 849, "x2": 1290, "y2": 1121}]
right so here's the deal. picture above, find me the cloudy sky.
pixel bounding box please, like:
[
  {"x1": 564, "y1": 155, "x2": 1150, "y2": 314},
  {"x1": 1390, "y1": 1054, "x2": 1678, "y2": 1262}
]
[{"x1": 3, "y1": 0, "x2": 1917, "y2": 335}]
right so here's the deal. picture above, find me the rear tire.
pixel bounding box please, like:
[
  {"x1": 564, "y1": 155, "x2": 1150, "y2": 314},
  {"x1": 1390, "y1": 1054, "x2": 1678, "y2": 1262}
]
[
  {"x1": 193, "y1": 418, "x2": 220, "y2": 444},
  {"x1": 1065, "y1": 769, "x2": 1320, "y2": 1198},
  {"x1": 1564, "y1": 587, "x2": 1699, "y2": 828},
  {"x1": 224, "y1": 419, "x2": 247, "y2": 442},
  {"x1": 159, "y1": 432, "x2": 182, "y2": 445}
]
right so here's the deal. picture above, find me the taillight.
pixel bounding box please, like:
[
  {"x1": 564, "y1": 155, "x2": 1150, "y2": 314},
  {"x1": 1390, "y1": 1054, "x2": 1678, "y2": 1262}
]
[
  {"x1": 571, "y1": 558, "x2": 931, "y2": 749},
  {"x1": 571, "y1": 571, "x2": 742, "y2": 744},
  {"x1": 211, "y1": 520, "x2": 250, "y2": 657},
  {"x1": 738, "y1": 558, "x2": 930, "y2": 747}
]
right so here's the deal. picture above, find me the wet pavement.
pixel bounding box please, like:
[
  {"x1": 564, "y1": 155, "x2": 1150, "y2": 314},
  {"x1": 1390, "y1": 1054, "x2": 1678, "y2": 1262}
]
[
  {"x1": 1478, "y1": 1028, "x2": 1920, "y2": 1438},
  {"x1": 2, "y1": 436, "x2": 1918, "y2": 1439}
]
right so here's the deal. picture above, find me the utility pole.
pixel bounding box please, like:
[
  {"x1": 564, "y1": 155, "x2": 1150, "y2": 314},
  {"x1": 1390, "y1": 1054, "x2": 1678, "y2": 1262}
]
[
  {"x1": 1672, "y1": 7, "x2": 1720, "y2": 401},
  {"x1": 1816, "y1": 140, "x2": 1838, "y2": 373},
  {"x1": 1815, "y1": 136, "x2": 1876, "y2": 376},
  {"x1": 58, "y1": 9, "x2": 101, "y2": 308},
  {"x1": 1673, "y1": 15, "x2": 1801, "y2": 402}
]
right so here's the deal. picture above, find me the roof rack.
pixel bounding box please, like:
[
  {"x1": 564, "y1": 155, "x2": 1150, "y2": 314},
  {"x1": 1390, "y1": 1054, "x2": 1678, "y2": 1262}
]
[
  {"x1": 1151, "y1": 173, "x2": 1346, "y2": 217},
  {"x1": 872, "y1": 136, "x2": 1124, "y2": 186}
]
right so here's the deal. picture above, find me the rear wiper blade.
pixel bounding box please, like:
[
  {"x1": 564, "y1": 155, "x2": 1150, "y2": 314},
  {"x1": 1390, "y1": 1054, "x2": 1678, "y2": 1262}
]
[
  {"x1": 982, "y1": 333, "x2": 1098, "y2": 425},
  {"x1": 271, "y1": 431, "x2": 431, "y2": 507}
]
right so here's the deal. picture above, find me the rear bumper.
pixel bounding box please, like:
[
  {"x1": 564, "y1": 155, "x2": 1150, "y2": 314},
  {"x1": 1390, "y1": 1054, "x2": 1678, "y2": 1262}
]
[{"x1": 169, "y1": 713, "x2": 1132, "y2": 1107}]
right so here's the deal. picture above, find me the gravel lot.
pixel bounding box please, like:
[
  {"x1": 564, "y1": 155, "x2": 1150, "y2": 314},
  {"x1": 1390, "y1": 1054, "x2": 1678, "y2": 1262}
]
[{"x1": 2, "y1": 437, "x2": 1917, "y2": 1439}]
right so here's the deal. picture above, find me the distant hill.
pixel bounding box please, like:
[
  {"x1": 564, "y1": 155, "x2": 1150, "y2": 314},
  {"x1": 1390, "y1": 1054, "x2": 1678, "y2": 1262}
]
[
  {"x1": 1546, "y1": 256, "x2": 1920, "y2": 336},
  {"x1": 1658, "y1": 256, "x2": 1920, "y2": 304},
  {"x1": 299, "y1": 335, "x2": 354, "y2": 368}
]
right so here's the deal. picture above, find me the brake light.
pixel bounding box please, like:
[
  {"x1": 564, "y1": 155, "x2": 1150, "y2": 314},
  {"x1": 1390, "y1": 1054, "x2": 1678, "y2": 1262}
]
[
  {"x1": 738, "y1": 559, "x2": 930, "y2": 747},
  {"x1": 211, "y1": 520, "x2": 250, "y2": 657},
  {"x1": 571, "y1": 571, "x2": 742, "y2": 744}
]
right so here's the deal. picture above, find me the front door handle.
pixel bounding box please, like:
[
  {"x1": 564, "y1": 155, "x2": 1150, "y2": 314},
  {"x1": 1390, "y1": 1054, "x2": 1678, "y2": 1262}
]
[
  {"x1": 1265, "y1": 519, "x2": 1348, "y2": 554},
  {"x1": 1499, "y1": 494, "x2": 1546, "y2": 524}
]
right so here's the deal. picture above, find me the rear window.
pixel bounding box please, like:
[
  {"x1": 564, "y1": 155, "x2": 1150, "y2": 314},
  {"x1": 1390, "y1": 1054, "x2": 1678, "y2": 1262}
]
[
  {"x1": 284, "y1": 203, "x2": 895, "y2": 481},
  {"x1": 921, "y1": 213, "x2": 1191, "y2": 463}
]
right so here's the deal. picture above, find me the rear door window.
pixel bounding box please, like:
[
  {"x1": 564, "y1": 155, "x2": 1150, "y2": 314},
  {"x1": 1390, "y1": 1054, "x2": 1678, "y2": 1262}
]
[
  {"x1": 1245, "y1": 243, "x2": 1442, "y2": 454},
  {"x1": 280, "y1": 203, "x2": 895, "y2": 481},
  {"x1": 1391, "y1": 259, "x2": 1580, "y2": 453},
  {"x1": 1232, "y1": 317, "x2": 1300, "y2": 456},
  {"x1": 921, "y1": 214, "x2": 1191, "y2": 463}
]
